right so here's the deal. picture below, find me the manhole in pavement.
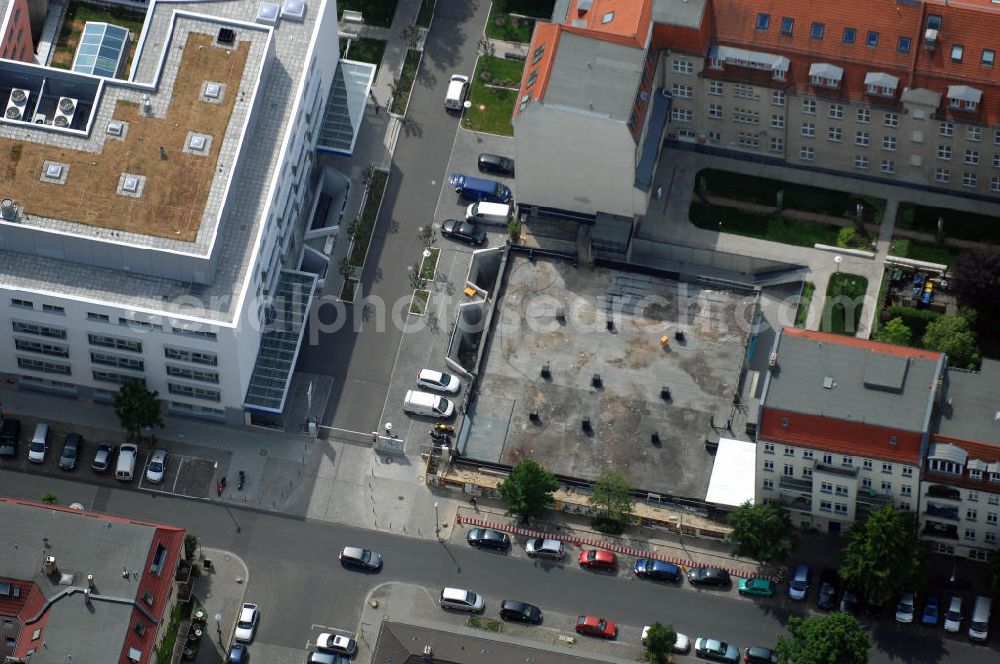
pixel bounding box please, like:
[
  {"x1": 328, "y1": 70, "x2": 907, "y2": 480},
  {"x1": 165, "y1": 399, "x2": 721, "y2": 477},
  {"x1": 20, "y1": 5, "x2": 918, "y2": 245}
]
[
  {"x1": 259, "y1": 449, "x2": 268, "y2": 456},
  {"x1": 398, "y1": 496, "x2": 404, "y2": 501}
]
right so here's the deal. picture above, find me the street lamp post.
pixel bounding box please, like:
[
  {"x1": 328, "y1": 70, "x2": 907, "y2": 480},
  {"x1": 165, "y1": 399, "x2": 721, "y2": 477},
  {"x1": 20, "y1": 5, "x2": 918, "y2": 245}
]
[
  {"x1": 215, "y1": 612, "x2": 224, "y2": 651},
  {"x1": 433, "y1": 501, "x2": 440, "y2": 539},
  {"x1": 834, "y1": 255, "x2": 843, "y2": 273}
]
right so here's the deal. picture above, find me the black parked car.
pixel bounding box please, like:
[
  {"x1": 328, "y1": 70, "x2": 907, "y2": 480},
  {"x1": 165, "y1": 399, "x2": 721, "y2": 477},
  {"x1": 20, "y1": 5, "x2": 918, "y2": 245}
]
[
  {"x1": 467, "y1": 528, "x2": 510, "y2": 552},
  {"x1": 0, "y1": 418, "x2": 20, "y2": 458},
  {"x1": 441, "y1": 219, "x2": 487, "y2": 246},
  {"x1": 477, "y1": 153, "x2": 514, "y2": 176},
  {"x1": 743, "y1": 646, "x2": 778, "y2": 664},
  {"x1": 58, "y1": 433, "x2": 83, "y2": 471},
  {"x1": 839, "y1": 587, "x2": 860, "y2": 614},
  {"x1": 687, "y1": 567, "x2": 731, "y2": 588},
  {"x1": 499, "y1": 599, "x2": 542, "y2": 624},
  {"x1": 817, "y1": 569, "x2": 840, "y2": 610}
]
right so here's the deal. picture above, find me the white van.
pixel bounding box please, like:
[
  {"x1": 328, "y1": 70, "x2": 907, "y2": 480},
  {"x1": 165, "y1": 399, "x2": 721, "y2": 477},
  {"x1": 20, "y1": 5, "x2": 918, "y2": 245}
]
[
  {"x1": 27, "y1": 422, "x2": 49, "y2": 464},
  {"x1": 943, "y1": 595, "x2": 963, "y2": 633},
  {"x1": 969, "y1": 595, "x2": 991, "y2": 641},
  {"x1": 465, "y1": 201, "x2": 510, "y2": 225},
  {"x1": 444, "y1": 74, "x2": 469, "y2": 111},
  {"x1": 116, "y1": 442, "x2": 138, "y2": 481},
  {"x1": 403, "y1": 390, "x2": 455, "y2": 419},
  {"x1": 440, "y1": 587, "x2": 485, "y2": 613}
]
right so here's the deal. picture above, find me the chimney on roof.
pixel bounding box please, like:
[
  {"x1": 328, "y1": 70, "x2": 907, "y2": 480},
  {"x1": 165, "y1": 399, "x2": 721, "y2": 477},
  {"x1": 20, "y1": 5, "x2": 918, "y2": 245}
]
[{"x1": 43, "y1": 556, "x2": 57, "y2": 574}]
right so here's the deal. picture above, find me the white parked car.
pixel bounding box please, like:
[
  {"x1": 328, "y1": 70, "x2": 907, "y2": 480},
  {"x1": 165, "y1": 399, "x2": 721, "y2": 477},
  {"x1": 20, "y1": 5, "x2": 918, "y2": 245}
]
[
  {"x1": 233, "y1": 602, "x2": 259, "y2": 642},
  {"x1": 642, "y1": 625, "x2": 690, "y2": 653},
  {"x1": 145, "y1": 448, "x2": 168, "y2": 483},
  {"x1": 317, "y1": 633, "x2": 357, "y2": 656},
  {"x1": 895, "y1": 592, "x2": 915, "y2": 623},
  {"x1": 417, "y1": 369, "x2": 461, "y2": 394},
  {"x1": 524, "y1": 538, "x2": 565, "y2": 559}
]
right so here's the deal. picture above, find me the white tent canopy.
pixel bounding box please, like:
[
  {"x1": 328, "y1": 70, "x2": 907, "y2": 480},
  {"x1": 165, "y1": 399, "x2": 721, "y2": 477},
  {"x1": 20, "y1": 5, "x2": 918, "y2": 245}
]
[{"x1": 705, "y1": 438, "x2": 757, "y2": 507}]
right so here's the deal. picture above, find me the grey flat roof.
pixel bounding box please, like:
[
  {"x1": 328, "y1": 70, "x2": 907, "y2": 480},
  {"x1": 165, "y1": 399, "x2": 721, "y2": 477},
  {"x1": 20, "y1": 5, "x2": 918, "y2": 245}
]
[
  {"x1": 652, "y1": 0, "x2": 709, "y2": 29},
  {"x1": 0, "y1": 0, "x2": 323, "y2": 322},
  {"x1": 0, "y1": 501, "x2": 157, "y2": 664},
  {"x1": 544, "y1": 32, "x2": 643, "y2": 121},
  {"x1": 936, "y1": 360, "x2": 1000, "y2": 445},
  {"x1": 765, "y1": 331, "x2": 942, "y2": 431}
]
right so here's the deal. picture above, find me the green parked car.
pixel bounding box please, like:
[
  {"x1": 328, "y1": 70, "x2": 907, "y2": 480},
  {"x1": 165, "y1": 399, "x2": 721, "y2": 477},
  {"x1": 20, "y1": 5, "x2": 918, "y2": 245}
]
[{"x1": 738, "y1": 577, "x2": 775, "y2": 598}]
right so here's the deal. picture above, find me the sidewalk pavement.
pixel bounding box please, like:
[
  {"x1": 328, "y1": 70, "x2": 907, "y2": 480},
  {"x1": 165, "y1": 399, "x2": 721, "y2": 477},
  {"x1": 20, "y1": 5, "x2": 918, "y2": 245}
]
[
  {"x1": 190, "y1": 548, "x2": 250, "y2": 664},
  {"x1": 344, "y1": 0, "x2": 423, "y2": 113}
]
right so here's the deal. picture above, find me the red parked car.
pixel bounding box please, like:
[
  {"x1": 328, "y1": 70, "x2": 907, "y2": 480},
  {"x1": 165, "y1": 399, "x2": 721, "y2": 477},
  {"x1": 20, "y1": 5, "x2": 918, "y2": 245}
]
[
  {"x1": 578, "y1": 549, "x2": 616, "y2": 571},
  {"x1": 575, "y1": 615, "x2": 617, "y2": 639}
]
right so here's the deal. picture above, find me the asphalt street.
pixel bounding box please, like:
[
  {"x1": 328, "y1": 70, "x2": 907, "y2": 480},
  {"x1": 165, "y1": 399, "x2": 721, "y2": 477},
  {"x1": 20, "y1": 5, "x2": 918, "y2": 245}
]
[
  {"x1": 297, "y1": 0, "x2": 490, "y2": 434},
  {"x1": 3, "y1": 470, "x2": 994, "y2": 664}
]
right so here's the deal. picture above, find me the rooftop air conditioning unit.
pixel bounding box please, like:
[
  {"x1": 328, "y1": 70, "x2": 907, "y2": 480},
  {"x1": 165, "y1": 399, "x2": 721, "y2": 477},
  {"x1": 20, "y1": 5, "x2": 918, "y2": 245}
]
[
  {"x1": 5, "y1": 88, "x2": 28, "y2": 121},
  {"x1": 53, "y1": 97, "x2": 78, "y2": 129},
  {"x1": 33, "y1": 113, "x2": 48, "y2": 125},
  {"x1": 924, "y1": 28, "x2": 938, "y2": 50}
]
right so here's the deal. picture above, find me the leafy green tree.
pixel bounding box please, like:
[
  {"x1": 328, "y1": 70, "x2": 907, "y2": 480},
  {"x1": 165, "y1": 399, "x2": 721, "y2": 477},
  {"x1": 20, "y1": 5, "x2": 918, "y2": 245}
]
[
  {"x1": 922, "y1": 312, "x2": 981, "y2": 369},
  {"x1": 498, "y1": 460, "x2": 559, "y2": 523},
  {"x1": 41, "y1": 492, "x2": 58, "y2": 506},
  {"x1": 727, "y1": 501, "x2": 796, "y2": 565},
  {"x1": 590, "y1": 470, "x2": 634, "y2": 523},
  {"x1": 184, "y1": 534, "x2": 199, "y2": 561},
  {"x1": 873, "y1": 317, "x2": 912, "y2": 347},
  {"x1": 775, "y1": 613, "x2": 871, "y2": 664},
  {"x1": 113, "y1": 380, "x2": 164, "y2": 441},
  {"x1": 642, "y1": 621, "x2": 677, "y2": 663},
  {"x1": 840, "y1": 504, "x2": 926, "y2": 607},
  {"x1": 953, "y1": 247, "x2": 1000, "y2": 321}
]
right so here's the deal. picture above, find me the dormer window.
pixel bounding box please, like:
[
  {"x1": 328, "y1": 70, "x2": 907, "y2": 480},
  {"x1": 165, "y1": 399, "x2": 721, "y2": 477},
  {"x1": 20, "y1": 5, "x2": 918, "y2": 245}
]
[
  {"x1": 991, "y1": 472, "x2": 1000, "y2": 484},
  {"x1": 809, "y1": 63, "x2": 843, "y2": 89},
  {"x1": 930, "y1": 458, "x2": 962, "y2": 475},
  {"x1": 927, "y1": 14, "x2": 942, "y2": 31},
  {"x1": 865, "y1": 72, "x2": 899, "y2": 97},
  {"x1": 772, "y1": 67, "x2": 786, "y2": 81},
  {"x1": 947, "y1": 85, "x2": 982, "y2": 112},
  {"x1": 970, "y1": 469, "x2": 983, "y2": 480}
]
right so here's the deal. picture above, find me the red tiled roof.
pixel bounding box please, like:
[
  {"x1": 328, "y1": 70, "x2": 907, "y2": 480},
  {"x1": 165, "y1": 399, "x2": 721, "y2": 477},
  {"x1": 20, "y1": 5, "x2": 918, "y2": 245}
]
[
  {"x1": 780, "y1": 327, "x2": 942, "y2": 362},
  {"x1": 513, "y1": 22, "x2": 561, "y2": 116},
  {"x1": 120, "y1": 525, "x2": 185, "y2": 664},
  {"x1": 566, "y1": 0, "x2": 652, "y2": 48},
  {"x1": 760, "y1": 408, "x2": 923, "y2": 465}
]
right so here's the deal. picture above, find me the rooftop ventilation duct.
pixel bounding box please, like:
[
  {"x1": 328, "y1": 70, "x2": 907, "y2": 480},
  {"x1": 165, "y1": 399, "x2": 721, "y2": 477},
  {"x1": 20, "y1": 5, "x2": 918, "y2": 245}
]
[{"x1": 43, "y1": 556, "x2": 57, "y2": 574}]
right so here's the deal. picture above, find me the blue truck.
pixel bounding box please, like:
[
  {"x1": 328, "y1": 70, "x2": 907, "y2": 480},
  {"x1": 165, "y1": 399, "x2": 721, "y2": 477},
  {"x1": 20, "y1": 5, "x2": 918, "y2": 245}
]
[{"x1": 448, "y1": 172, "x2": 512, "y2": 203}]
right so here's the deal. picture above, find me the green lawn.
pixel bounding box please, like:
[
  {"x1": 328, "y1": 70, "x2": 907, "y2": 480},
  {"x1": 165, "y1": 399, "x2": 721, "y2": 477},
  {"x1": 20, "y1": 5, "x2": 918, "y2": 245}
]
[
  {"x1": 416, "y1": 0, "x2": 435, "y2": 27},
  {"x1": 461, "y1": 56, "x2": 523, "y2": 136},
  {"x1": 410, "y1": 289, "x2": 429, "y2": 315},
  {"x1": 349, "y1": 169, "x2": 389, "y2": 268},
  {"x1": 795, "y1": 282, "x2": 815, "y2": 327},
  {"x1": 890, "y1": 238, "x2": 958, "y2": 267},
  {"x1": 419, "y1": 247, "x2": 440, "y2": 281},
  {"x1": 343, "y1": 37, "x2": 386, "y2": 77},
  {"x1": 391, "y1": 49, "x2": 421, "y2": 115},
  {"x1": 689, "y1": 202, "x2": 841, "y2": 248},
  {"x1": 339, "y1": 0, "x2": 398, "y2": 27},
  {"x1": 697, "y1": 169, "x2": 886, "y2": 224},
  {"x1": 821, "y1": 273, "x2": 868, "y2": 336},
  {"x1": 896, "y1": 202, "x2": 1000, "y2": 245}
]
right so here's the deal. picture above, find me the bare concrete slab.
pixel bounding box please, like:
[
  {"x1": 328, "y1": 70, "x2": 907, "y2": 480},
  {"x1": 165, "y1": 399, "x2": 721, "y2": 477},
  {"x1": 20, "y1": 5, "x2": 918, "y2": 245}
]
[{"x1": 464, "y1": 256, "x2": 750, "y2": 500}]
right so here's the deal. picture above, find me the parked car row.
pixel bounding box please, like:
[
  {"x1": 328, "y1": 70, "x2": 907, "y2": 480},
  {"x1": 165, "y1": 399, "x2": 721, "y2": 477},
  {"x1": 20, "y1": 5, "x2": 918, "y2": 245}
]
[
  {"x1": 403, "y1": 369, "x2": 464, "y2": 419},
  {"x1": 0, "y1": 417, "x2": 169, "y2": 484}
]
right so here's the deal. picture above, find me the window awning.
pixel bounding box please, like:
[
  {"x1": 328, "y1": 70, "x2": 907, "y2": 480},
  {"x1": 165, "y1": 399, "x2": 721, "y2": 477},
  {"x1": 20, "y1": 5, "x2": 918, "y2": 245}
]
[
  {"x1": 864, "y1": 72, "x2": 899, "y2": 88},
  {"x1": 989, "y1": 461, "x2": 1000, "y2": 474},
  {"x1": 709, "y1": 45, "x2": 789, "y2": 72},
  {"x1": 968, "y1": 459, "x2": 989, "y2": 471},
  {"x1": 947, "y1": 85, "x2": 982, "y2": 103},
  {"x1": 809, "y1": 62, "x2": 843, "y2": 81},
  {"x1": 928, "y1": 442, "x2": 968, "y2": 465}
]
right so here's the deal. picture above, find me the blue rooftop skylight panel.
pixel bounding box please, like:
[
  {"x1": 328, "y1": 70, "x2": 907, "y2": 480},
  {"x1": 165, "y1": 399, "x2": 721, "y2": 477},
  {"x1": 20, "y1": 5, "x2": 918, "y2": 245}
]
[{"x1": 72, "y1": 22, "x2": 129, "y2": 77}]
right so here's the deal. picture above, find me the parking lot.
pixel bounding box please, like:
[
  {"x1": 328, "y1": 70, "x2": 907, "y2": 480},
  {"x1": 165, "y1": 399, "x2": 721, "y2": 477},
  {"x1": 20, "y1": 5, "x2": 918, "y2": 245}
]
[{"x1": 0, "y1": 415, "x2": 225, "y2": 500}]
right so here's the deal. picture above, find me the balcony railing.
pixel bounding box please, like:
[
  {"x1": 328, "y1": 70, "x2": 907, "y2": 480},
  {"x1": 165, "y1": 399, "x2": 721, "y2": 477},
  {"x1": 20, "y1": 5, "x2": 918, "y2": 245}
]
[
  {"x1": 815, "y1": 462, "x2": 859, "y2": 478},
  {"x1": 925, "y1": 484, "x2": 961, "y2": 501},
  {"x1": 779, "y1": 476, "x2": 813, "y2": 493},
  {"x1": 923, "y1": 521, "x2": 959, "y2": 540},
  {"x1": 777, "y1": 493, "x2": 812, "y2": 512},
  {"x1": 924, "y1": 503, "x2": 960, "y2": 521},
  {"x1": 856, "y1": 490, "x2": 893, "y2": 508}
]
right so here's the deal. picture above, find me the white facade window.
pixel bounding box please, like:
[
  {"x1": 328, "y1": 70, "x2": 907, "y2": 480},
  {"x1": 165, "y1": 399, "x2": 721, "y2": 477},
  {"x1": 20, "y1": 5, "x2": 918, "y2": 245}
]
[
  {"x1": 995, "y1": 129, "x2": 1000, "y2": 144},
  {"x1": 900, "y1": 502, "x2": 910, "y2": 511},
  {"x1": 901, "y1": 467, "x2": 913, "y2": 478},
  {"x1": 708, "y1": 131, "x2": 721, "y2": 143},
  {"x1": 801, "y1": 123, "x2": 815, "y2": 137},
  {"x1": 764, "y1": 460, "x2": 774, "y2": 471},
  {"x1": 966, "y1": 149, "x2": 980, "y2": 165},
  {"x1": 963, "y1": 172, "x2": 978, "y2": 188},
  {"x1": 835, "y1": 484, "x2": 849, "y2": 496},
  {"x1": 820, "y1": 481, "x2": 833, "y2": 494},
  {"x1": 991, "y1": 495, "x2": 1000, "y2": 505},
  {"x1": 773, "y1": 68, "x2": 786, "y2": 81},
  {"x1": 940, "y1": 122, "x2": 954, "y2": 137},
  {"x1": 938, "y1": 145, "x2": 952, "y2": 160},
  {"x1": 803, "y1": 450, "x2": 814, "y2": 460},
  {"x1": 671, "y1": 108, "x2": 692, "y2": 123},
  {"x1": 991, "y1": 176, "x2": 1000, "y2": 193},
  {"x1": 828, "y1": 127, "x2": 843, "y2": 142},
  {"x1": 842, "y1": 456, "x2": 853, "y2": 467},
  {"x1": 829, "y1": 104, "x2": 844, "y2": 119},
  {"x1": 968, "y1": 126, "x2": 983, "y2": 142},
  {"x1": 993, "y1": 154, "x2": 1000, "y2": 168},
  {"x1": 881, "y1": 160, "x2": 896, "y2": 174},
  {"x1": 709, "y1": 57, "x2": 723, "y2": 70},
  {"x1": 930, "y1": 458, "x2": 962, "y2": 475},
  {"x1": 772, "y1": 91, "x2": 785, "y2": 107},
  {"x1": 672, "y1": 84, "x2": 693, "y2": 98},
  {"x1": 862, "y1": 477, "x2": 872, "y2": 489},
  {"x1": 784, "y1": 446, "x2": 794, "y2": 456},
  {"x1": 800, "y1": 146, "x2": 814, "y2": 161},
  {"x1": 901, "y1": 485, "x2": 912, "y2": 496},
  {"x1": 988, "y1": 512, "x2": 998, "y2": 524},
  {"x1": 881, "y1": 481, "x2": 892, "y2": 493},
  {"x1": 769, "y1": 137, "x2": 784, "y2": 153},
  {"x1": 763, "y1": 479, "x2": 774, "y2": 490},
  {"x1": 863, "y1": 459, "x2": 873, "y2": 470},
  {"x1": 883, "y1": 113, "x2": 898, "y2": 127},
  {"x1": 970, "y1": 491, "x2": 980, "y2": 502},
  {"x1": 672, "y1": 60, "x2": 693, "y2": 74},
  {"x1": 771, "y1": 114, "x2": 784, "y2": 129},
  {"x1": 987, "y1": 532, "x2": 998, "y2": 544},
  {"x1": 764, "y1": 442, "x2": 775, "y2": 454},
  {"x1": 853, "y1": 156, "x2": 868, "y2": 170},
  {"x1": 964, "y1": 529, "x2": 976, "y2": 541},
  {"x1": 834, "y1": 503, "x2": 848, "y2": 515},
  {"x1": 882, "y1": 462, "x2": 893, "y2": 474},
  {"x1": 856, "y1": 131, "x2": 870, "y2": 146},
  {"x1": 738, "y1": 131, "x2": 760, "y2": 148},
  {"x1": 783, "y1": 464, "x2": 794, "y2": 476},
  {"x1": 857, "y1": 107, "x2": 870, "y2": 123},
  {"x1": 801, "y1": 98, "x2": 816, "y2": 114},
  {"x1": 733, "y1": 108, "x2": 760, "y2": 124},
  {"x1": 822, "y1": 453, "x2": 833, "y2": 464},
  {"x1": 883, "y1": 135, "x2": 897, "y2": 151},
  {"x1": 936, "y1": 168, "x2": 950, "y2": 183},
  {"x1": 733, "y1": 84, "x2": 757, "y2": 99},
  {"x1": 819, "y1": 500, "x2": 832, "y2": 513},
  {"x1": 802, "y1": 466, "x2": 813, "y2": 478},
  {"x1": 709, "y1": 81, "x2": 723, "y2": 96},
  {"x1": 708, "y1": 104, "x2": 723, "y2": 119}
]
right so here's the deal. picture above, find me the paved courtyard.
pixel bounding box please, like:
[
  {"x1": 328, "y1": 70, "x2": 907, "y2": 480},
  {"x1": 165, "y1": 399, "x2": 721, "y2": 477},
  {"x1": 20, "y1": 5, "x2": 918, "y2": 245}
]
[{"x1": 462, "y1": 255, "x2": 750, "y2": 499}]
